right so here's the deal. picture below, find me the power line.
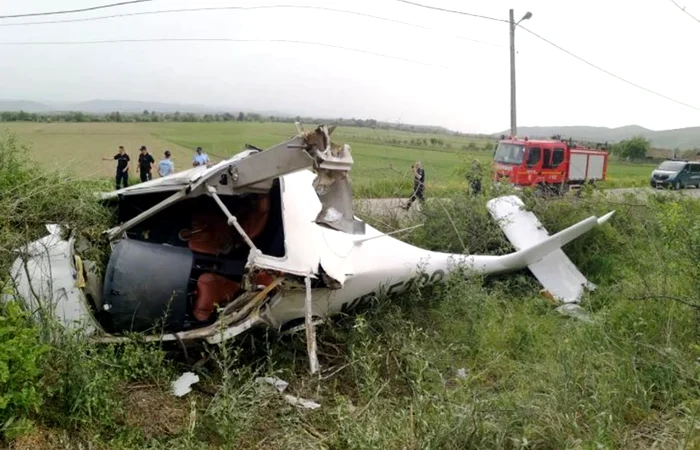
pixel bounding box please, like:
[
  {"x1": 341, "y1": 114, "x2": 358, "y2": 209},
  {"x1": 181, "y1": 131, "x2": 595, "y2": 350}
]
[
  {"x1": 0, "y1": 4, "x2": 503, "y2": 48},
  {"x1": 668, "y1": 0, "x2": 700, "y2": 24},
  {"x1": 393, "y1": 0, "x2": 700, "y2": 112},
  {"x1": 0, "y1": 0, "x2": 157, "y2": 20},
  {"x1": 0, "y1": 37, "x2": 460, "y2": 70},
  {"x1": 395, "y1": 0, "x2": 508, "y2": 23},
  {"x1": 518, "y1": 25, "x2": 700, "y2": 112}
]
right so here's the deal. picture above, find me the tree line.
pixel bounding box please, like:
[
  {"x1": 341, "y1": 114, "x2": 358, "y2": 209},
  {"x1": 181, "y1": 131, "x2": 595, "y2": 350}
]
[{"x1": 0, "y1": 109, "x2": 494, "y2": 140}]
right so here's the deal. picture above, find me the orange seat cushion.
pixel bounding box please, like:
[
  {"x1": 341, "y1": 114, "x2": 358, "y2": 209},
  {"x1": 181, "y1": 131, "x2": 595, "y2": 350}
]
[
  {"x1": 240, "y1": 194, "x2": 270, "y2": 241},
  {"x1": 193, "y1": 273, "x2": 240, "y2": 321},
  {"x1": 184, "y1": 212, "x2": 235, "y2": 255}
]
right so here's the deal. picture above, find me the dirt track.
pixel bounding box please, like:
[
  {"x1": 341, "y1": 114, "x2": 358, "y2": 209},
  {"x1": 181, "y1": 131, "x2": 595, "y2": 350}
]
[{"x1": 353, "y1": 186, "x2": 700, "y2": 220}]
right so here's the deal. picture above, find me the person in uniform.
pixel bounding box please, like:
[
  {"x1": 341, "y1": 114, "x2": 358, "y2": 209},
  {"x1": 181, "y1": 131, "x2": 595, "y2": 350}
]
[
  {"x1": 103, "y1": 145, "x2": 130, "y2": 190},
  {"x1": 137, "y1": 145, "x2": 155, "y2": 182},
  {"x1": 403, "y1": 161, "x2": 425, "y2": 210}
]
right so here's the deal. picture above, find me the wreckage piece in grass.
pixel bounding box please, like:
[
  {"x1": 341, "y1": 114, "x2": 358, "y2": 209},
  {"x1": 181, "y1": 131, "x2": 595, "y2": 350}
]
[{"x1": 7, "y1": 124, "x2": 614, "y2": 349}]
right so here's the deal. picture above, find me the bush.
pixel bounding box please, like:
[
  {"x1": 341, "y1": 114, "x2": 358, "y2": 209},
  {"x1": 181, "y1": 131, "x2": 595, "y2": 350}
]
[
  {"x1": 0, "y1": 131, "x2": 114, "y2": 277},
  {"x1": 0, "y1": 301, "x2": 49, "y2": 439},
  {"x1": 611, "y1": 135, "x2": 650, "y2": 160}
]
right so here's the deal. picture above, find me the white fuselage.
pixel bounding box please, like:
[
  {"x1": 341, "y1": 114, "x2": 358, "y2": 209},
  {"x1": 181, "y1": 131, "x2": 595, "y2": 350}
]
[
  {"x1": 6, "y1": 167, "x2": 612, "y2": 342},
  {"x1": 250, "y1": 170, "x2": 520, "y2": 330}
]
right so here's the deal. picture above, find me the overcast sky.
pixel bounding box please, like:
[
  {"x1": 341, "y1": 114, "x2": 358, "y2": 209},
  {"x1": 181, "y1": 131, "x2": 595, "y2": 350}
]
[{"x1": 0, "y1": 0, "x2": 698, "y2": 134}]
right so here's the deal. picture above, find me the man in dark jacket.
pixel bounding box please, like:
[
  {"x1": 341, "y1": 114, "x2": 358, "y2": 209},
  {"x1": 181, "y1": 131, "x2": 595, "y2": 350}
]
[
  {"x1": 403, "y1": 161, "x2": 425, "y2": 210},
  {"x1": 137, "y1": 145, "x2": 155, "y2": 182},
  {"x1": 103, "y1": 145, "x2": 130, "y2": 190}
]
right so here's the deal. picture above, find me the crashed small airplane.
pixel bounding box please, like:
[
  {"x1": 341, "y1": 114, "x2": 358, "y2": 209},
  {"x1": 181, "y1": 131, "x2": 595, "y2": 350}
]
[{"x1": 7, "y1": 125, "x2": 614, "y2": 372}]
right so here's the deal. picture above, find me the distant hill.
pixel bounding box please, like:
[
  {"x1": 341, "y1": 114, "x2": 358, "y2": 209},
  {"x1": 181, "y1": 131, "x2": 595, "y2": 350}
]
[
  {"x1": 497, "y1": 125, "x2": 650, "y2": 142},
  {"x1": 0, "y1": 100, "x2": 54, "y2": 112},
  {"x1": 0, "y1": 99, "x2": 231, "y2": 114},
  {"x1": 496, "y1": 125, "x2": 700, "y2": 150},
  {"x1": 60, "y1": 99, "x2": 224, "y2": 114}
]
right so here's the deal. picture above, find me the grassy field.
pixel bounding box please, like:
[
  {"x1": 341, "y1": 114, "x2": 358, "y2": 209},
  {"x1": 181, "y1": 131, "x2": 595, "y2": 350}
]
[
  {"x1": 0, "y1": 132, "x2": 699, "y2": 448},
  {"x1": 0, "y1": 122, "x2": 655, "y2": 197}
]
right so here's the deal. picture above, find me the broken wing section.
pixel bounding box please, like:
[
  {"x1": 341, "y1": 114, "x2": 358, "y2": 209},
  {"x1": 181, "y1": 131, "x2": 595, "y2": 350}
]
[{"x1": 486, "y1": 195, "x2": 601, "y2": 304}]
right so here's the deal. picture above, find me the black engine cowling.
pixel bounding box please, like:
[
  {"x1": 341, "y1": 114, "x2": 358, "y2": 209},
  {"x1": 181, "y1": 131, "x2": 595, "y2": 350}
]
[{"x1": 101, "y1": 239, "x2": 192, "y2": 333}]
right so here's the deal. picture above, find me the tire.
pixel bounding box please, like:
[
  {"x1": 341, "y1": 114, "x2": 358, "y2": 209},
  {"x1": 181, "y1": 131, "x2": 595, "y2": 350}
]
[{"x1": 673, "y1": 181, "x2": 681, "y2": 190}]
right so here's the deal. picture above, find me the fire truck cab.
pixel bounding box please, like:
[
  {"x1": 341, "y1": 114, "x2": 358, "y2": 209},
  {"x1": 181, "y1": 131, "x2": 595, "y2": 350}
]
[{"x1": 492, "y1": 136, "x2": 608, "y2": 193}]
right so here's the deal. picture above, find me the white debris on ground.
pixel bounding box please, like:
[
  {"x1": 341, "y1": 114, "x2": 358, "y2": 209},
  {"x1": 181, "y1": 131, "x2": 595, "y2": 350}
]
[
  {"x1": 171, "y1": 372, "x2": 200, "y2": 397},
  {"x1": 556, "y1": 303, "x2": 594, "y2": 323},
  {"x1": 255, "y1": 376, "x2": 321, "y2": 410},
  {"x1": 256, "y1": 376, "x2": 288, "y2": 393},
  {"x1": 282, "y1": 394, "x2": 321, "y2": 410},
  {"x1": 456, "y1": 368, "x2": 468, "y2": 379}
]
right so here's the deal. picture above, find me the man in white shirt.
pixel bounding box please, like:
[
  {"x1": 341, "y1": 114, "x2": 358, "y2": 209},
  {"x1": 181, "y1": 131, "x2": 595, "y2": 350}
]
[
  {"x1": 192, "y1": 147, "x2": 210, "y2": 167},
  {"x1": 158, "y1": 150, "x2": 175, "y2": 177}
]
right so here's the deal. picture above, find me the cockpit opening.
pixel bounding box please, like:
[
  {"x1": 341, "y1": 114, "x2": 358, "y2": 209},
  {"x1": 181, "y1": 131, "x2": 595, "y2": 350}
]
[{"x1": 99, "y1": 179, "x2": 286, "y2": 334}]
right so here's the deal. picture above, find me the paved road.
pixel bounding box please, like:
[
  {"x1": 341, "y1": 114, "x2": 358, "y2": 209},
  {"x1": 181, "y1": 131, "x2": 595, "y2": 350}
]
[{"x1": 352, "y1": 186, "x2": 700, "y2": 220}]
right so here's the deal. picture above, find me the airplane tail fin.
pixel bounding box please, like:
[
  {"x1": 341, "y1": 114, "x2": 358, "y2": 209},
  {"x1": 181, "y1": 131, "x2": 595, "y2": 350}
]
[{"x1": 487, "y1": 195, "x2": 614, "y2": 304}]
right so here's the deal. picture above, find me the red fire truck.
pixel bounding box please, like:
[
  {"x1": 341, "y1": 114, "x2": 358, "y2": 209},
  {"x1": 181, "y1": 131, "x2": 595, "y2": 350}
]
[{"x1": 492, "y1": 136, "x2": 609, "y2": 193}]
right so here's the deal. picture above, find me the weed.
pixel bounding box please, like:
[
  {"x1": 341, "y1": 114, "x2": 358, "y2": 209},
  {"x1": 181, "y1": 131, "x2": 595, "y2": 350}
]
[{"x1": 0, "y1": 301, "x2": 49, "y2": 440}]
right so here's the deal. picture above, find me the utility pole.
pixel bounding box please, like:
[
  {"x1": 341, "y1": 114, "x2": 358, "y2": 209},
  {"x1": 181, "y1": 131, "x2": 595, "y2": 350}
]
[
  {"x1": 509, "y1": 9, "x2": 516, "y2": 137},
  {"x1": 509, "y1": 9, "x2": 532, "y2": 138}
]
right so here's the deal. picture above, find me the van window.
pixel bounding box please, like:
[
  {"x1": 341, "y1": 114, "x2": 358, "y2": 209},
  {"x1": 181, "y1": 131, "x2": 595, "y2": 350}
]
[
  {"x1": 658, "y1": 160, "x2": 686, "y2": 171},
  {"x1": 691, "y1": 163, "x2": 700, "y2": 173},
  {"x1": 542, "y1": 148, "x2": 552, "y2": 169},
  {"x1": 552, "y1": 148, "x2": 565, "y2": 167},
  {"x1": 527, "y1": 147, "x2": 541, "y2": 167}
]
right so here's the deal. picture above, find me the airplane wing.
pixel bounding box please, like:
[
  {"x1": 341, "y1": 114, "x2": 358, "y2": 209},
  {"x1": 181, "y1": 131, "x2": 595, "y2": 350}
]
[
  {"x1": 98, "y1": 150, "x2": 261, "y2": 200},
  {"x1": 486, "y1": 195, "x2": 600, "y2": 304}
]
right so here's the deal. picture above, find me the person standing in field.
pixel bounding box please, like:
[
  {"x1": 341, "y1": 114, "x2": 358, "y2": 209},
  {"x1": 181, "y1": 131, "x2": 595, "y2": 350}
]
[
  {"x1": 102, "y1": 145, "x2": 130, "y2": 190},
  {"x1": 192, "y1": 147, "x2": 210, "y2": 167},
  {"x1": 467, "y1": 158, "x2": 483, "y2": 195},
  {"x1": 137, "y1": 145, "x2": 155, "y2": 182},
  {"x1": 403, "y1": 161, "x2": 425, "y2": 210},
  {"x1": 158, "y1": 150, "x2": 175, "y2": 177}
]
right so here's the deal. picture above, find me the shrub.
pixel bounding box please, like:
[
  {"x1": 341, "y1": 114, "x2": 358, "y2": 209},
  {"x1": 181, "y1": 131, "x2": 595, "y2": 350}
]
[{"x1": 0, "y1": 301, "x2": 49, "y2": 438}]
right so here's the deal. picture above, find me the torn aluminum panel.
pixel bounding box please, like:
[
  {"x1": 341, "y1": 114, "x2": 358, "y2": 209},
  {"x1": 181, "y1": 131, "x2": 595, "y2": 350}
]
[
  {"x1": 255, "y1": 376, "x2": 321, "y2": 409},
  {"x1": 6, "y1": 225, "x2": 100, "y2": 334},
  {"x1": 172, "y1": 372, "x2": 199, "y2": 397},
  {"x1": 302, "y1": 125, "x2": 364, "y2": 235},
  {"x1": 556, "y1": 303, "x2": 594, "y2": 322}
]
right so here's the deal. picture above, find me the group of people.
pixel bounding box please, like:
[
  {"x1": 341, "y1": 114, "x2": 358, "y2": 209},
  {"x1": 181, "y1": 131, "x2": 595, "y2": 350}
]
[
  {"x1": 105, "y1": 145, "x2": 211, "y2": 190},
  {"x1": 403, "y1": 159, "x2": 484, "y2": 210}
]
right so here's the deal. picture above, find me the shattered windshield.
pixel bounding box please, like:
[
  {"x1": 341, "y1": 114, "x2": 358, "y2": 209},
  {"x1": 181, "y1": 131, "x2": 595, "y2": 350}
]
[
  {"x1": 494, "y1": 143, "x2": 526, "y2": 165},
  {"x1": 657, "y1": 161, "x2": 686, "y2": 172}
]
